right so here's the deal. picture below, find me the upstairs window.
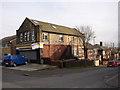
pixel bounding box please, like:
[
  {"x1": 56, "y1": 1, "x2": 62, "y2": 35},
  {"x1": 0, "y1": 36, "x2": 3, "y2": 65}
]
[
  {"x1": 51, "y1": 25, "x2": 57, "y2": 29},
  {"x1": 32, "y1": 31, "x2": 35, "y2": 41},
  {"x1": 43, "y1": 33, "x2": 48, "y2": 41},
  {"x1": 59, "y1": 35, "x2": 64, "y2": 42},
  {"x1": 94, "y1": 49, "x2": 97, "y2": 54},
  {"x1": 89, "y1": 50, "x2": 92, "y2": 54},
  {"x1": 71, "y1": 37, "x2": 74, "y2": 43},
  {"x1": 24, "y1": 32, "x2": 27, "y2": 41},
  {"x1": 27, "y1": 32, "x2": 29, "y2": 41},
  {"x1": 20, "y1": 33, "x2": 23, "y2": 42}
]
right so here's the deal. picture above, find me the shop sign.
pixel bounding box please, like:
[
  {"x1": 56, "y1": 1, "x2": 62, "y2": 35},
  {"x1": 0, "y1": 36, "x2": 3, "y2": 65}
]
[
  {"x1": 39, "y1": 42, "x2": 44, "y2": 48},
  {"x1": 31, "y1": 42, "x2": 44, "y2": 49},
  {"x1": 31, "y1": 43, "x2": 39, "y2": 49}
]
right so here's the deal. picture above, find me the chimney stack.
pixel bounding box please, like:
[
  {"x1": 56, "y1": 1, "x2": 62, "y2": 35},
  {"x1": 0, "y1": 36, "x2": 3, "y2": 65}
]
[{"x1": 100, "y1": 42, "x2": 102, "y2": 46}]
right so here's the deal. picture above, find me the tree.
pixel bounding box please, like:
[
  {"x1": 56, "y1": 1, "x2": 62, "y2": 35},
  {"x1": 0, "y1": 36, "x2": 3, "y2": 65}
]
[{"x1": 75, "y1": 25, "x2": 95, "y2": 59}]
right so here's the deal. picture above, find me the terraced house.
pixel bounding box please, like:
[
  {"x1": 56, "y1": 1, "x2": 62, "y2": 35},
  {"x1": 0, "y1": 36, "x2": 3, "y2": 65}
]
[{"x1": 16, "y1": 17, "x2": 84, "y2": 64}]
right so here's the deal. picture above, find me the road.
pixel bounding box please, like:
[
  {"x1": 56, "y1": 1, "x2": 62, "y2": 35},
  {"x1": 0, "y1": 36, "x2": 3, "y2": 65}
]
[{"x1": 2, "y1": 65, "x2": 119, "y2": 88}]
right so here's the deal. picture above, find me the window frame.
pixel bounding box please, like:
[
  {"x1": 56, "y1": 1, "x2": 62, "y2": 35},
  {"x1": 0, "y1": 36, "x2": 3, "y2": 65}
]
[
  {"x1": 42, "y1": 33, "x2": 48, "y2": 41},
  {"x1": 59, "y1": 35, "x2": 64, "y2": 42},
  {"x1": 20, "y1": 33, "x2": 23, "y2": 42},
  {"x1": 27, "y1": 32, "x2": 29, "y2": 41},
  {"x1": 32, "y1": 31, "x2": 35, "y2": 41}
]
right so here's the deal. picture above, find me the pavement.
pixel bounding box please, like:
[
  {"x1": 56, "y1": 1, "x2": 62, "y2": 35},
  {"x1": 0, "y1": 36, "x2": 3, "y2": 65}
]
[{"x1": 4, "y1": 63, "x2": 58, "y2": 71}]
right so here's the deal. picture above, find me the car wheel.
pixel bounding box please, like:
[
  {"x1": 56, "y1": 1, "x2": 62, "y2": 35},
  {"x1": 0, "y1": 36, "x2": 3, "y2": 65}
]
[{"x1": 13, "y1": 63, "x2": 16, "y2": 67}]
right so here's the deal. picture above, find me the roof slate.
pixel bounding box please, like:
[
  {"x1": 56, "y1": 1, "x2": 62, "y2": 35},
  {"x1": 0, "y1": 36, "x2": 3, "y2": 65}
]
[
  {"x1": 0, "y1": 35, "x2": 16, "y2": 44},
  {"x1": 29, "y1": 18, "x2": 84, "y2": 37}
]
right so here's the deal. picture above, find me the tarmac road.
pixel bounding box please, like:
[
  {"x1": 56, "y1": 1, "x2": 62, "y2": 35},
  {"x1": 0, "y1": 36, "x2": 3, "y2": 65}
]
[{"x1": 2, "y1": 65, "x2": 119, "y2": 88}]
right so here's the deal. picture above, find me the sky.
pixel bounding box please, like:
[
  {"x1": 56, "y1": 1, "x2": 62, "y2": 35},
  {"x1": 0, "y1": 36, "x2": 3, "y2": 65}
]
[{"x1": 0, "y1": 0, "x2": 119, "y2": 47}]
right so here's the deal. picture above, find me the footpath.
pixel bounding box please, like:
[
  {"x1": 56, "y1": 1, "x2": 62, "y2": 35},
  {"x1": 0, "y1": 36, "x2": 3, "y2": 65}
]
[{"x1": 5, "y1": 64, "x2": 58, "y2": 71}]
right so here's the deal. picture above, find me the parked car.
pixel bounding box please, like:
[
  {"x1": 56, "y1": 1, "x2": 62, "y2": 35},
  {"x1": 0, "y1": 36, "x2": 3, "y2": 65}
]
[
  {"x1": 2, "y1": 55, "x2": 28, "y2": 67},
  {"x1": 117, "y1": 61, "x2": 120, "y2": 66},
  {"x1": 107, "y1": 61, "x2": 118, "y2": 67}
]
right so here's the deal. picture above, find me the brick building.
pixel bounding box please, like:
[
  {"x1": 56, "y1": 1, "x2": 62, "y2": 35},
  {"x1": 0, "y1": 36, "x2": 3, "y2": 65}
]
[
  {"x1": 0, "y1": 35, "x2": 16, "y2": 58},
  {"x1": 16, "y1": 17, "x2": 85, "y2": 63}
]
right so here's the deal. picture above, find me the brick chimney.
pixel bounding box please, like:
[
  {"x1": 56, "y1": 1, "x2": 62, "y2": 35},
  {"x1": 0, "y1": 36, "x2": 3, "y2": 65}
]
[{"x1": 100, "y1": 42, "x2": 102, "y2": 46}]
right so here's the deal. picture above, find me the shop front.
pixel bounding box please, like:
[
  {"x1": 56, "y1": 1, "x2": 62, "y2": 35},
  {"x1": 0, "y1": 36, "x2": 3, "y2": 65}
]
[{"x1": 16, "y1": 43, "x2": 41, "y2": 63}]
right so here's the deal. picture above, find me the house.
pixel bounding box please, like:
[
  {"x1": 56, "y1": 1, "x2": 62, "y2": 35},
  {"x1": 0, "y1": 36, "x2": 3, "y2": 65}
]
[
  {"x1": 0, "y1": 35, "x2": 16, "y2": 58},
  {"x1": 16, "y1": 17, "x2": 85, "y2": 64},
  {"x1": 86, "y1": 43, "x2": 97, "y2": 60}
]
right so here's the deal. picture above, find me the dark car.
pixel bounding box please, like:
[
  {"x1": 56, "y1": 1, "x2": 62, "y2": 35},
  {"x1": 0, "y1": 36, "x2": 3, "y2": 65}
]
[
  {"x1": 107, "y1": 61, "x2": 118, "y2": 67},
  {"x1": 2, "y1": 55, "x2": 28, "y2": 67}
]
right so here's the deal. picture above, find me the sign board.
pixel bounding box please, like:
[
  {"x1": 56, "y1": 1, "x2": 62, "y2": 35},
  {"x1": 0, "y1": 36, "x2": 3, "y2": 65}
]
[
  {"x1": 94, "y1": 60, "x2": 99, "y2": 66},
  {"x1": 31, "y1": 43, "x2": 39, "y2": 50},
  {"x1": 31, "y1": 42, "x2": 44, "y2": 49},
  {"x1": 39, "y1": 42, "x2": 44, "y2": 48}
]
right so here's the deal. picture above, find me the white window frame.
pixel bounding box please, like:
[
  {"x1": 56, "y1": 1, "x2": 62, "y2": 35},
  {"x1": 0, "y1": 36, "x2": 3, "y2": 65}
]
[
  {"x1": 27, "y1": 32, "x2": 29, "y2": 41},
  {"x1": 24, "y1": 32, "x2": 27, "y2": 41},
  {"x1": 59, "y1": 35, "x2": 64, "y2": 42},
  {"x1": 94, "y1": 49, "x2": 97, "y2": 54},
  {"x1": 43, "y1": 33, "x2": 48, "y2": 41},
  {"x1": 32, "y1": 31, "x2": 35, "y2": 41},
  {"x1": 20, "y1": 33, "x2": 23, "y2": 42},
  {"x1": 71, "y1": 37, "x2": 74, "y2": 42}
]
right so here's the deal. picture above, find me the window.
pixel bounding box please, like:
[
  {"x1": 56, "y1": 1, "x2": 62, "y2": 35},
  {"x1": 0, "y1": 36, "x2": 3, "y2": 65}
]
[
  {"x1": 94, "y1": 49, "x2": 97, "y2": 54},
  {"x1": 59, "y1": 35, "x2": 64, "y2": 42},
  {"x1": 32, "y1": 31, "x2": 35, "y2": 41},
  {"x1": 71, "y1": 37, "x2": 74, "y2": 42},
  {"x1": 20, "y1": 33, "x2": 23, "y2": 42},
  {"x1": 5, "y1": 44, "x2": 8, "y2": 48},
  {"x1": 51, "y1": 25, "x2": 57, "y2": 29},
  {"x1": 24, "y1": 32, "x2": 27, "y2": 41},
  {"x1": 43, "y1": 33, "x2": 48, "y2": 41},
  {"x1": 89, "y1": 50, "x2": 92, "y2": 54},
  {"x1": 27, "y1": 32, "x2": 29, "y2": 41},
  {"x1": 33, "y1": 20, "x2": 39, "y2": 24}
]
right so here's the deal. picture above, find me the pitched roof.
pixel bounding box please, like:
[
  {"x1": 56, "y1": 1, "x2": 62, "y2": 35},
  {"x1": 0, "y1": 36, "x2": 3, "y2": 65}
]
[
  {"x1": 0, "y1": 35, "x2": 16, "y2": 44},
  {"x1": 94, "y1": 44, "x2": 103, "y2": 50},
  {"x1": 86, "y1": 43, "x2": 94, "y2": 49},
  {"x1": 28, "y1": 18, "x2": 84, "y2": 37}
]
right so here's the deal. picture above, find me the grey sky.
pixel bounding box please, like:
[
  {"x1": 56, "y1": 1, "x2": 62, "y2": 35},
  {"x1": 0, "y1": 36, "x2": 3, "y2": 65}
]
[{"x1": 0, "y1": 0, "x2": 118, "y2": 47}]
